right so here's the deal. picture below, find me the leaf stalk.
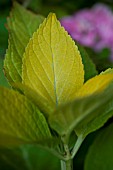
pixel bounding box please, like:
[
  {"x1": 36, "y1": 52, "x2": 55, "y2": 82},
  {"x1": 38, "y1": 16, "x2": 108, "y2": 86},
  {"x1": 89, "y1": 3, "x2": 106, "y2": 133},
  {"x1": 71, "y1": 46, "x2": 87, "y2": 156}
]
[{"x1": 61, "y1": 159, "x2": 73, "y2": 170}]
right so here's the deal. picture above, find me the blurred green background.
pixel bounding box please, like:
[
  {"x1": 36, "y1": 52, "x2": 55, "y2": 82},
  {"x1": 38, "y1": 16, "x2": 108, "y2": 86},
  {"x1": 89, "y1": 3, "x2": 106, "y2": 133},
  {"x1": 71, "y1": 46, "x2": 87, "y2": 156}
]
[{"x1": 0, "y1": 0, "x2": 113, "y2": 170}]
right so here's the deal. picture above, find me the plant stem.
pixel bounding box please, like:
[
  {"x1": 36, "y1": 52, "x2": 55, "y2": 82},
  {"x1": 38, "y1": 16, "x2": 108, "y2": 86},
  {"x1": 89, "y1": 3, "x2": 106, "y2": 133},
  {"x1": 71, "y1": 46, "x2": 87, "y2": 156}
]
[
  {"x1": 60, "y1": 134, "x2": 84, "y2": 170},
  {"x1": 61, "y1": 159, "x2": 73, "y2": 170},
  {"x1": 71, "y1": 134, "x2": 84, "y2": 159}
]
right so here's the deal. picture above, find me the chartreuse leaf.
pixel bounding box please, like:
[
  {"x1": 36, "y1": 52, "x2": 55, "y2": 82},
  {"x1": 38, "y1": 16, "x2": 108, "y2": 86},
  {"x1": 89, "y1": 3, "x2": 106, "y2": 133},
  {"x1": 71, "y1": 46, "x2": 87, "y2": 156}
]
[
  {"x1": 4, "y1": 2, "x2": 44, "y2": 85},
  {"x1": 76, "y1": 43, "x2": 98, "y2": 81},
  {"x1": 14, "y1": 83, "x2": 54, "y2": 115},
  {"x1": 75, "y1": 74, "x2": 113, "y2": 97},
  {"x1": 84, "y1": 123, "x2": 113, "y2": 170},
  {"x1": 0, "y1": 86, "x2": 53, "y2": 147},
  {"x1": 100, "y1": 68, "x2": 113, "y2": 74},
  {"x1": 22, "y1": 13, "x2": 84, "y2": 114},
  {"x1": 75, "y1": 69, "x2": 113, "y2": 137},
  {"x1": 49, "y1": 74, "x2": 113, "y2": 136}
]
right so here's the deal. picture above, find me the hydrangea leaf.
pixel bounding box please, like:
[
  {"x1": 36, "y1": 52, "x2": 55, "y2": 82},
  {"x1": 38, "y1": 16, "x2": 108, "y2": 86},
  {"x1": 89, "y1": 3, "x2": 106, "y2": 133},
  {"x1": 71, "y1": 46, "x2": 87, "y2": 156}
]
[
  {"x1": 76, "y1": 74, "x2": 113, "y2": 97},
  {"x1": 100, "y1": 68, "x2": 113, "y2": 74},
  {"x1": 75, "y1": 105, "x2": 113, "y2": 137},
  {"x1": 0, "y1": 146, "x2": 60, "y2": 170},
  {"x1": 0, "y1": 59, "x2": 9, "y2": 88},
  {"x1": 75, "y1": 69, "x2": 113, "y2": 137},
  {"x1": 84, "y1": 123, "x2": 113, "y2": 170},
  {"x1": 14, "y1": 83, "x2": 54, "y2": 115},
  {"x1": 4, "y1": 2, "x2": 44, "y2": 85},
  {"x1": 0, "y1": 86, "x2": 53, "y2": 147},
  {"x1": 0, "y1": 17, "x2": 8, "y2": 57},
  {"x1": 22, "y1": 13, "x2": 84, "y2": 113},
  {"x1": 76, "y1": 43, "x2": 98, "y2": 81},
  {"x1": 49, "y1": 74, "x2": 113, "y2": 136}
]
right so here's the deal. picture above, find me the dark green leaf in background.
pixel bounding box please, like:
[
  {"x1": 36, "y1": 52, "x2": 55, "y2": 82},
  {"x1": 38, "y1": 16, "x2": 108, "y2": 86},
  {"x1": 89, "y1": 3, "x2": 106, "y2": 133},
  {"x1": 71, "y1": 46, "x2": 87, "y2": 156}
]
[
  {"x1": 0, "y1": 59, "x2": 9, "y2": 87},
  {"x1": 0, "y1": 17, "x2": 8, "y2": 57},
  {"x1": 76, "y1": 43, "x2": 98, "y2": 82},
  {"x1": 0, "y1": 145, "x2": 60, "y2": 170},
  {"x1": 84, "y1": 122, "x2": 113, "y2": 170}
]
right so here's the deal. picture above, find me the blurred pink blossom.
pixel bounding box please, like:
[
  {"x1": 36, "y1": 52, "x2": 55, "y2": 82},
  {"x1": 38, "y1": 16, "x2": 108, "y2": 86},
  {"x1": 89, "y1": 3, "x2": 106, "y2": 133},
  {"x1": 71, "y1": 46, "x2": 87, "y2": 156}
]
[{"x1": 60, "y1": 3, "x2": 113, "y2": 60}]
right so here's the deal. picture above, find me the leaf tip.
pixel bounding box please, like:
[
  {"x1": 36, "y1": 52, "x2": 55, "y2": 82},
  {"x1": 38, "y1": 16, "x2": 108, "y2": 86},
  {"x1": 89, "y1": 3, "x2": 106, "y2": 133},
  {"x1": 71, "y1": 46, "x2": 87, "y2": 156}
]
[
  {"x1": 12, "y1": 1, "x2": 20, "y2": 8},
  {"x1": 47, "y1": 12, "x2": 57, "y2": 21}
]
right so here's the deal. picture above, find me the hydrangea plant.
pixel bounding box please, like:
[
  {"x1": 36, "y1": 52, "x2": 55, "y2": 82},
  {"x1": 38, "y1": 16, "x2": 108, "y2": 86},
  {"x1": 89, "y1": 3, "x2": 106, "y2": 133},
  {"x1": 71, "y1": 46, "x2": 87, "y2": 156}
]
[{"x1": 1, "y1": 2, "x2": 113, "y2": 170}]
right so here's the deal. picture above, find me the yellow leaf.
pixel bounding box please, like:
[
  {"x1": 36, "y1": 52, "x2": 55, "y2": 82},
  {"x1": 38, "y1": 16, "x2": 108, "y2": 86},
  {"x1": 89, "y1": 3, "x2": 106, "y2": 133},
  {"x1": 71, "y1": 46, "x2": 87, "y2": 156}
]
[
  {"x1": 22, "y1": 13, "x2": 84, "y2": 111},
  {"x1": 76, "y1": 74, "x2": 113, "y2": 98}
]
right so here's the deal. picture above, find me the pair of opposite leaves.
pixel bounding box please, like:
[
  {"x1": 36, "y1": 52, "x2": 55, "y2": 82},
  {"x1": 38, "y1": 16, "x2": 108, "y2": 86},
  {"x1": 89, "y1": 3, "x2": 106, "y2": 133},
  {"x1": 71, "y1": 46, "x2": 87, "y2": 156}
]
[
  {"x1": 2, "y1": 3, "x2": 113, "y2": 147},
  {"x1": 22, "y1": 13, "x2": 113, "y2": 113},
  {"x1": 22, "y1": 13, "x2": 113, "y2": 136}
]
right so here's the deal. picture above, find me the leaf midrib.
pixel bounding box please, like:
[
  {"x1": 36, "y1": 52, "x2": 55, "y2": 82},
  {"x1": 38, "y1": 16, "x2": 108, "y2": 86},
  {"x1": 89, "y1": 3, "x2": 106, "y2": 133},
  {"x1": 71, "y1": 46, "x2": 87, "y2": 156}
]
[{"x1": 50, "y1": 16, "x2": 58, "y2": 107}]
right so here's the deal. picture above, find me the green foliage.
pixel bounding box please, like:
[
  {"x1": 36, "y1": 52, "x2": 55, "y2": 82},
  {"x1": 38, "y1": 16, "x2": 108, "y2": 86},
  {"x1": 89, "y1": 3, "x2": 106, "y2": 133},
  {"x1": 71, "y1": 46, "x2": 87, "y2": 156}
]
[
  {"x1": 49, "y1": 83, "x2": 113, "y2": 137},
  {"x1": 1, "y1": 2, "x2": 113, "y2": 170},
  {"x1": 76, "y1": 43, "x2": 98, "y2": 82},
  {"x1": 0, "y1": 59, "x2": 9, "y2": 87},
  {"x1": 0, "y1": 145, "x2": 60, "y2": 170},
  {"x1": 4, "y1": 2, "x2": 44, "y2": 85},
  {"x1": 84, "y1": 122, "x2": 113, "y2": 170},
  {"x1": 86, "y1": 47, "x2": 113, "y2": 73},
  {"x1": 0, "y1": 86, "x2": 54, "y2": 147},
  {"x1": 22, "y1": 13, "x2": 84, "y2": 115},
  {"x1": 0, "y1": 17, "x2": 8, "y2": 57}
]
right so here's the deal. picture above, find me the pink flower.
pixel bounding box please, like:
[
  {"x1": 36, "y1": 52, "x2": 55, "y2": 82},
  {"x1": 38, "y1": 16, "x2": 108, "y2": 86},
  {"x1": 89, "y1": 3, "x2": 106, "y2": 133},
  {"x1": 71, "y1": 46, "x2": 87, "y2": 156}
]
[{"x1": 60, "y1": 3, "x2": 113, "y2": 60}]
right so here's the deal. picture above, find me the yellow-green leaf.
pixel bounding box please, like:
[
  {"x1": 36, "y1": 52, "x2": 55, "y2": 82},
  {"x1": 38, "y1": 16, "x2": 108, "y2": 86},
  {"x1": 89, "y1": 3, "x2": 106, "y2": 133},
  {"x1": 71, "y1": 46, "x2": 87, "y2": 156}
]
[
  {"x1": 49, "y1": 74, "x2": 113, "y2": 136},
  {"x1": 4, "y1": 2, "x2": 44, "y2": 85},
  {"x1": 14, "y1": 83, "x2": 54, "y2": 115},
  {"x1": 74, "y1": 70, "x2": 113, "y2": 137},
  {"x1": 22, "y1": 13, "x2": 84, "y2": 113},
  {"x1": 100, "y1": 68, "x2": 113, "y2": 75},
  {"x1": 0, "y1": 86, "x2": 52, "y2": 146},
  {"x1": 76, "y1": 74, "x2": 113, "y2": 98}
]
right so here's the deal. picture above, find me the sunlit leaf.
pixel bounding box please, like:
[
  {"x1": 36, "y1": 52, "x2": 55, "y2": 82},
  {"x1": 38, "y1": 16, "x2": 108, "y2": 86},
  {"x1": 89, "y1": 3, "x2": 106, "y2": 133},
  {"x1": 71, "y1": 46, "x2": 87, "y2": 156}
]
[
  {"x1": 14, "y1": 83, "x2": 54, "y2": 116},
  {"x1": 75, "y1": 69, "x2": 113, "y2": 136},
  {"x1": 100, "y1": 68, "x2": 113, "y2": 74},
  {"x1": 76, "y1": 74, "x2": 113, "y2": 98},
  {"x1": 49, "y1": 74, "x2": 113, "y2": 136},
  {"x1": 22, "y1": 13, "x2": 84, "y2": 114},
  {"x1": 0, "y1": 86, "x2": 52, "y2": 147},
  {"x1": 85, "y1": 123, "x2": 113, "y2": 170},
  {"x1": 4, "y1": 2, "x2": 44, "y2": 85}
]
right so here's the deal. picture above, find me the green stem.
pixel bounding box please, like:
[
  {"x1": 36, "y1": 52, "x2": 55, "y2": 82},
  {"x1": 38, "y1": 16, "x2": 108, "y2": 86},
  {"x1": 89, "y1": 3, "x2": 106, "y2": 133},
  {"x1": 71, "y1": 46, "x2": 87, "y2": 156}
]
[
  {"x1": 61, "y1": 159, "x2": 73, "y2": 170},
  {"x1": 71, "y1": 134, "x2": 84, "y2": 159}
]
